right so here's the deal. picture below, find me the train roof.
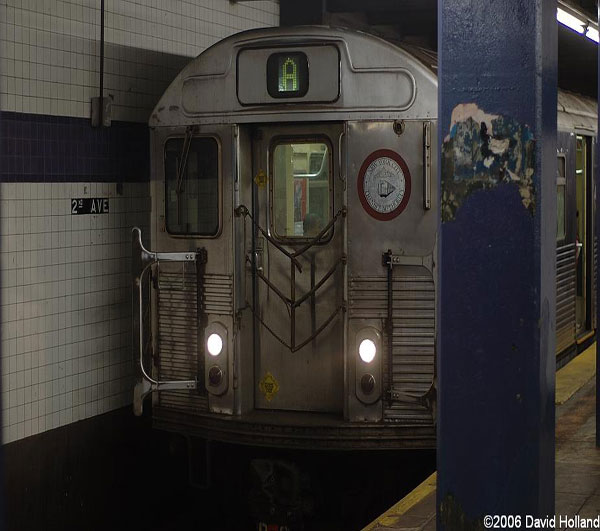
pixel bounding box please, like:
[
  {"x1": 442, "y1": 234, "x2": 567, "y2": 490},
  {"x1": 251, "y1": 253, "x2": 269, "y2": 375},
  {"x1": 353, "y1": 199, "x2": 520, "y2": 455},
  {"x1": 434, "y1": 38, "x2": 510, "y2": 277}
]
[
  {"x1": 150, "y1": 25, "x2": 597, "y2": 134},
  {"x1": 149, "y1": 25, "x2": 438, "y2": 126},
  {"x1": 557, "y1": 90, "x2": 597, "y2": 134}
]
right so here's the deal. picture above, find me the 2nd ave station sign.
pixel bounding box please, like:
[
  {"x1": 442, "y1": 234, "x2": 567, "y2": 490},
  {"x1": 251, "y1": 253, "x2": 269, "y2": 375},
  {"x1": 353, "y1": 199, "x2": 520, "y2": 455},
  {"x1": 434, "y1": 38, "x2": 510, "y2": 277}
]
[{"x1": 71, "y1": 198, "x2": 109, "y2": 215}]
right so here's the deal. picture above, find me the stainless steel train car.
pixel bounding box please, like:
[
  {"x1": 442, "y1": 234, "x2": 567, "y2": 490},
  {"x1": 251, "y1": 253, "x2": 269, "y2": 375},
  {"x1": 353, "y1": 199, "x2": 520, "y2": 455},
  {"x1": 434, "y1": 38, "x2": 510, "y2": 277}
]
[
  {"x1": 132, "y1": 26, "x2": 597, "y2": 450},
  {"x1": 556, "y1": 91, "x2": 597, "y2": 363}
]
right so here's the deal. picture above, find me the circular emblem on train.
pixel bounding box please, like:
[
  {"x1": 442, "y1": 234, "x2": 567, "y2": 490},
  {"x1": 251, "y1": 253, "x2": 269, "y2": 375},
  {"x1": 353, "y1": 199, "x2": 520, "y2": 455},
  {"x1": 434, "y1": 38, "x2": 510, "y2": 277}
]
[{"x1": 357, "y1": 149, "x2": 411, "y2": 221}]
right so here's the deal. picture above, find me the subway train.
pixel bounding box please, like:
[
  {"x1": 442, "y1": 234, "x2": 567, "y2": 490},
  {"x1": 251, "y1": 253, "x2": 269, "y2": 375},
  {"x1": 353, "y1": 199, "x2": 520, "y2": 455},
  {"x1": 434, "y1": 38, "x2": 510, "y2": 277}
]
[
  {"x1": 556, "y1": 91, "x2": 597, "y2": 360},
  {"x1": 131, "y1": 26, "x2": 597, "y2": 450}
]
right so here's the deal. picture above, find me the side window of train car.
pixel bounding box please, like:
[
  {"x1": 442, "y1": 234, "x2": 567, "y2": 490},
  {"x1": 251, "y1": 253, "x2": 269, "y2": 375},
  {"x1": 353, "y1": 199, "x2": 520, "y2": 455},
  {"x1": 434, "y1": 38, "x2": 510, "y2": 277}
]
[
  {"x1": 557, "y1": 155, "x2": 566, "y2": 242},
  {"x1": 271, "y1": 139, "x2": 332, "y2": 241},
  {"x1": 164, "y1": 137, "x2": 220, "y2": 236}
]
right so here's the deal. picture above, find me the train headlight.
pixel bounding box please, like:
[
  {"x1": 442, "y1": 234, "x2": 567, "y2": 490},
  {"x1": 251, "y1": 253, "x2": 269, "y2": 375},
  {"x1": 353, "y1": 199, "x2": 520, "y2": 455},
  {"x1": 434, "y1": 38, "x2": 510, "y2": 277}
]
[
  {"x1": 204, "y1": 322, "x2": 229, "y2": 397},
  {"x1": 207, "y1": 333, "x2": 223, "y2": 356},
  {"x1": 353, "y1": 327, "x2": 382, "y2": 409},
  {"x1": 358, "y1": 339, "x2": 377, "y2": 363}
]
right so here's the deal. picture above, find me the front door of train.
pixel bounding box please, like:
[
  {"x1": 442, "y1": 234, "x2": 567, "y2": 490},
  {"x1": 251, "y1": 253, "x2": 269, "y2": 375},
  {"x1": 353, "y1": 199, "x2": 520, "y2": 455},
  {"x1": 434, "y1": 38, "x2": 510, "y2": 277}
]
[{"x1": 246, "y1": 123, "x2": 345, "y2": 412}]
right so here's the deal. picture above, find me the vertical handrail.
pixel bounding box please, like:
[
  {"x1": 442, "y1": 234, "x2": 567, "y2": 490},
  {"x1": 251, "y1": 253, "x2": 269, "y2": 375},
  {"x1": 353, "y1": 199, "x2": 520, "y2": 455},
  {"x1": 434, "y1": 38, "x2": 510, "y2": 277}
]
[
  {"x1": 423, "y1": 121, "x2": 432, "y2": 210},
  {"x1": 131, "y1": 227, "x2": 199, "y2": 416},
  {"x1": 384, "y1": 250, "x2": 394, "y2": 406},
  {"x1": 290, "y1": 259, "x2": 296, "y2": 351}
]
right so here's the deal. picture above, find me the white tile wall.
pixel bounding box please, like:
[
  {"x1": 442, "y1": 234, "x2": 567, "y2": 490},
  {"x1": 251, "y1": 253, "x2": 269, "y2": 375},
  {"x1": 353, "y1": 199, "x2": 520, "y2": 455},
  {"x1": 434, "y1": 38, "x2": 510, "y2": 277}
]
[
  {"x1": 0, "y1": 181, "x2": 150, "y2": 443},
  {"x1": 0, "y1": 0, "x2": 279, "y2": 121},
  {"x1": 0, "y1": 0, "x2": 278, "y2": 443}
]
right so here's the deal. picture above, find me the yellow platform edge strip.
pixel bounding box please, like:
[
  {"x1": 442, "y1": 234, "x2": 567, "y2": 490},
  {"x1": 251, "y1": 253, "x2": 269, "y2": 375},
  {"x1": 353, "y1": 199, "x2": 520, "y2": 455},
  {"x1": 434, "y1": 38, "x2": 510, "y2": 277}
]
[
  {"x1": 555, "y1": 342, "x2": 596, "y2": 405},
  {"x1": 362, "y1": 471, "x2": 437, "y2": 530},
  {"x1": 363, "y1": 343, "x2": 596, "y2": 530},
  {"x1": 577, "y1": 330, "x2": 595, "y2": 345}
]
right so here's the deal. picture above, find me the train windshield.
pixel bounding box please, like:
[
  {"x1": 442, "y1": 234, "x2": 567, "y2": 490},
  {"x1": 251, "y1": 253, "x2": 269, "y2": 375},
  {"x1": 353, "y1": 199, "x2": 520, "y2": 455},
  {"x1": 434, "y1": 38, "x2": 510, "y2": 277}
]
[
  {"x1": 164, "y1": 137, "x2": 219, "y2": 236},
  {"x1": 271, "y1": 140, "x2": 331, "y2": 240}
]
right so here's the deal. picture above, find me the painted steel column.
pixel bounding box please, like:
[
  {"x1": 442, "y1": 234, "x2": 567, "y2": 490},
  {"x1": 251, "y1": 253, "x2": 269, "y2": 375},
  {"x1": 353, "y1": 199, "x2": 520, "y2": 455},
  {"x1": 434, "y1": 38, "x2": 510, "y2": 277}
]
[
  {"x1": 597, "y1": 1, "x2": 600, "y2": 449},
  {"x1": 437, "y1": 1, "x2": 557, "y2": 527}
]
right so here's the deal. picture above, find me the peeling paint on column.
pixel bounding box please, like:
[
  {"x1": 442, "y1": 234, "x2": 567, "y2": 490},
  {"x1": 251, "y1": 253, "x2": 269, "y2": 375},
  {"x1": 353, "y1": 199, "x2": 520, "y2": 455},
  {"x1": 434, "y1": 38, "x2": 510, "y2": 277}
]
[{"x1": 441, "y1": 103, "x2": 536, "y2": 222}]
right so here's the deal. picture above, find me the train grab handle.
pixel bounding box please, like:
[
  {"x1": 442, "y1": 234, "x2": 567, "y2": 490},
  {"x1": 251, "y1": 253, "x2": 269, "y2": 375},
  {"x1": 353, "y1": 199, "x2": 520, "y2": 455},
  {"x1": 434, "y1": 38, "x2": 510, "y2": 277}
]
[{"x1": 131, "y1": 227, "x2": 198, "y2": 416}]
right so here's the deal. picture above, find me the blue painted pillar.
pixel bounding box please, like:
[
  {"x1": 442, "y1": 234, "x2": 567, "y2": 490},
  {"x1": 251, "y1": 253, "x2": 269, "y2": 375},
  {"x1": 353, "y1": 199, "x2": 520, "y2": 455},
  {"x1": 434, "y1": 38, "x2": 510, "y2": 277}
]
[
  {"x1": 597, "y1": 2, "x2": 600, "y2": 449},
  {"x1": 437, "y1": 1, "x2": 557, "y2": 526}
]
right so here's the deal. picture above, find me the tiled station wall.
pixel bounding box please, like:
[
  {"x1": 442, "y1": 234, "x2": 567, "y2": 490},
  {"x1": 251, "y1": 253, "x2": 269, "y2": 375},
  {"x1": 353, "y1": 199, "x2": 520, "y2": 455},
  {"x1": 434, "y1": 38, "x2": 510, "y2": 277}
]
[
  {"x1": 0, "y1": 0, "x2": 279, "y2": 444},
  {"x1": 0, "y1": 0, "x2": 279, "y2": 121}
]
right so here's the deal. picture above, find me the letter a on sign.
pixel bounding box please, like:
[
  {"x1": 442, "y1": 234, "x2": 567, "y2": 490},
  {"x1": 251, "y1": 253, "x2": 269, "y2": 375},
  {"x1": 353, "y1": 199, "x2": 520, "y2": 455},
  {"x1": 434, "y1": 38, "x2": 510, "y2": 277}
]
[{"x1": 280, "y1": 57, "x2": 297, "y2": 91}]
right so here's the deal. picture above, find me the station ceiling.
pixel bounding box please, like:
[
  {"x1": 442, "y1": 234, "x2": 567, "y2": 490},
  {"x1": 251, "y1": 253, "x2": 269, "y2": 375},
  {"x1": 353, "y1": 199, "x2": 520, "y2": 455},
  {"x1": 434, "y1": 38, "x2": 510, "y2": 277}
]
[{"x1": 280, "y1": 0, "x2": 598, "y2": 98}]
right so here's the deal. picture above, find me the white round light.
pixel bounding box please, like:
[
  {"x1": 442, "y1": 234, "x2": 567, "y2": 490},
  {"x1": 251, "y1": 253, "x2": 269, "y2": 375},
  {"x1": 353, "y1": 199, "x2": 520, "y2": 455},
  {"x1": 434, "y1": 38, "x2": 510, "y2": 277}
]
[
  {"x1": 359, "y1": 339, "x2": 376, "y2": 363},
  {"x1": 207, "y1": 333, "x2": 223, "y2": 356}
]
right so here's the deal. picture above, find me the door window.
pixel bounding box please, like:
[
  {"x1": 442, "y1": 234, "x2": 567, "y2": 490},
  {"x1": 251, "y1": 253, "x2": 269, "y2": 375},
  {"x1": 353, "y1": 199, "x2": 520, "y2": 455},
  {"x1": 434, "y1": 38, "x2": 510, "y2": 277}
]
[
  {"x1": 271, "y1": 140, "x2": 332, "y2": 240},
  {"x1": 164, "y1": 137, "x2": 219, "y2": 236}
]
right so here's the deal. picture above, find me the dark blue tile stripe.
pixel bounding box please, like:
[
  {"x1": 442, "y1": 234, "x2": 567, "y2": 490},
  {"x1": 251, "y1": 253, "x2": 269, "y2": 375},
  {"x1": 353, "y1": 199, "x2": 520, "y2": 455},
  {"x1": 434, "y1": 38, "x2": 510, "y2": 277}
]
[{"x1": 0, "y1": 111, "x2": 149, "y2": 183}]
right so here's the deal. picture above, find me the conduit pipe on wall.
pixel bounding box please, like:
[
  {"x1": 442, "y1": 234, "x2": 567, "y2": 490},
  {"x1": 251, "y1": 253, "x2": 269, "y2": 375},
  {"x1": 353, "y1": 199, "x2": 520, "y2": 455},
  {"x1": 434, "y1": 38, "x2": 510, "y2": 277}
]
[{"x1": 91, "y1": 0, "x2": 109, "y2": 127}]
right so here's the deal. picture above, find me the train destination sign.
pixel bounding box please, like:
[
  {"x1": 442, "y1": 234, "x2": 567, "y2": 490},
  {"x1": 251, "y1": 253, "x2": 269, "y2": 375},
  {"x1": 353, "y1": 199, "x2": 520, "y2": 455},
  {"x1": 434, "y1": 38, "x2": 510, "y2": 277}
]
[
  {"x1": 267, "y1": 51, "x2": 308, "y2": 98},
  {"x1": 357, "y1": 149, "x2": 412, "y2": 221},
  {"x1": 71, "y1": 198, "x2": 110, "y2": 215},
  {"x1": 235, "y1": 45, "x2": 338, "y2": 105}
]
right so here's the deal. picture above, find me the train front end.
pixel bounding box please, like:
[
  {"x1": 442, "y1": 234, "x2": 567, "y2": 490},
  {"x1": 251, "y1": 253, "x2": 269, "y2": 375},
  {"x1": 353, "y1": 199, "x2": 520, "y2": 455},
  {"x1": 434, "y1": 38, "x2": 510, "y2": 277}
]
[{"x1": 132, "y1": 27, "x2": 439, "y2": 449}]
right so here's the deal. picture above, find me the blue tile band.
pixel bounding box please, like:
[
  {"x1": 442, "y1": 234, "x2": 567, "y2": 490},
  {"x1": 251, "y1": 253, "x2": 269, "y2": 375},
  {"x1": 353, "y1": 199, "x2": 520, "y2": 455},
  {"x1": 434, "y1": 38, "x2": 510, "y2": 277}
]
[{"x1": 0, "y1": 111, "x2": 149, "y2": 182}]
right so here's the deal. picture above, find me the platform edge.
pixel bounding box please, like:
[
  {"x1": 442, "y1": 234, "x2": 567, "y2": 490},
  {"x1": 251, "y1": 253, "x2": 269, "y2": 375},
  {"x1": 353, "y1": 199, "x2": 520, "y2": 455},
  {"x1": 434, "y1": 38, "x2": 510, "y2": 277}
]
[{"x1": 362, "y1": 471, "x2": 437, "y2": 530}]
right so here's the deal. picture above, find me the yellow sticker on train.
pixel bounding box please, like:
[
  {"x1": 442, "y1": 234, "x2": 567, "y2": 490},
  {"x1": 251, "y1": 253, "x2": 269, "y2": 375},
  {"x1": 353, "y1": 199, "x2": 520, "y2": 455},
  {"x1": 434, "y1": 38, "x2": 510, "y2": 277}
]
[
  {"x1": 254, "y1": 169, "x2": 267, "y2": 188},
  {"x1": 259, "y1": 372, "x2": 279, "y2": 402}
]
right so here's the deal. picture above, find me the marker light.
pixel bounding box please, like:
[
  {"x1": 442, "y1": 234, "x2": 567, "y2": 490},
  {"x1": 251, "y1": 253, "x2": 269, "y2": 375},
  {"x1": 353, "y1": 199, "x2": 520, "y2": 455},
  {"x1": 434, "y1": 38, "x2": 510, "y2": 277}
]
[
  {"x1": 207, "y1": 333, "x2": 223, "y2": 356},
  {"x1": 557, "y1": 7, "x2": 586, "y2": 34},
  {"x1": 359, "y1": 339, "x2": 377, "y2": 364},
  {"x1": 361, "y1": 374, "x2": 376, "y2": 395},
  {"x1": 208, "y1": 365, "x2": 224, "y2": 386}
]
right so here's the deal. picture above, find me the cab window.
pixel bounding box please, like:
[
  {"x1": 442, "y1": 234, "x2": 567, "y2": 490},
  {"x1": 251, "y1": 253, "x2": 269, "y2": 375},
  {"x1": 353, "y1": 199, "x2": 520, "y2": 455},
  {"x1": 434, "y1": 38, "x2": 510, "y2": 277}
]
[
  {"x1": 164, "y1": 137, "x2": 219, "y2": 236},
  {"x1": 271, "y1": 140, "x2": 332, "y2": 240}
]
